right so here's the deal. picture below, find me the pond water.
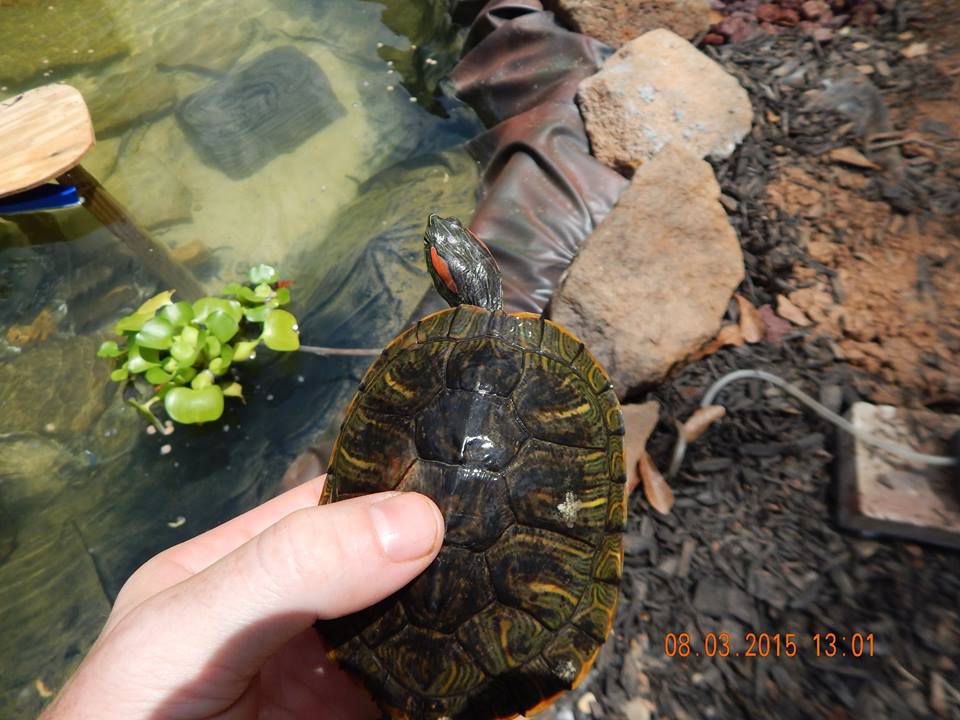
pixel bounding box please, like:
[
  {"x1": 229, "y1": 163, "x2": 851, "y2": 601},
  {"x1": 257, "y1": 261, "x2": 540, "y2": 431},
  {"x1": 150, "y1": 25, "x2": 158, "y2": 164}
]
[{"x1": 0, "y1": 0, "x2": 483, "y2": 714}]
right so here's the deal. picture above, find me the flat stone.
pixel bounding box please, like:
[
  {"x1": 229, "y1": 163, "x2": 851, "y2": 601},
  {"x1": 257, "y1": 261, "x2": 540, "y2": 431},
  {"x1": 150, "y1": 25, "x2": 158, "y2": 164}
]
[
  {"x1": 550, "y1": 0, "x2": 711, "y2": 48},
  {"x1": 837, "y1": 402, "x2": 960, "y2": 549},
  {"x1": 577, "y1": 29, "x2": 753, "y2": 175},
  {"x1": 176, "y1": 46, "x2": 346, "y2": 179},
  {"x1": 550, "y1": 144, "x2": 744, "y2": 396}
]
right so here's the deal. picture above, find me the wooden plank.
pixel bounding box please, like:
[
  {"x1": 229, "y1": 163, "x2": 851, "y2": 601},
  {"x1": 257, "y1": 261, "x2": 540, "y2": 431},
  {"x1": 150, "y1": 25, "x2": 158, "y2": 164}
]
[
  {"x1": 58, "y1": 165, "x2": 207, "y2": 301},
  {"x1": 0, "y1": 84, "x2": 94, "y2": 199}
]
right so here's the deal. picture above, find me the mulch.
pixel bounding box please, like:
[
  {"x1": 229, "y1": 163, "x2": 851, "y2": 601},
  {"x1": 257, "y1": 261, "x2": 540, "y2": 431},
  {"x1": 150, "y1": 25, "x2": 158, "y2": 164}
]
[{"x1": 544, "y1": 3, "x2": 960, "y2": 718}]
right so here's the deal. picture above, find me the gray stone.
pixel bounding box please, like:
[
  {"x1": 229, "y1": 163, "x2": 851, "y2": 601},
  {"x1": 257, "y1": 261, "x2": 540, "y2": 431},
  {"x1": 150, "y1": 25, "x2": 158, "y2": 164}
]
[
  {"x1": 577, "y1": 29, "x2": 753, "y2": 175},
  {"x1": 176, "y1": 46, "x2": 346, "y2": 179},
  {"x1": 551, "y1": 144, "x2": 744, "y2": 395}
]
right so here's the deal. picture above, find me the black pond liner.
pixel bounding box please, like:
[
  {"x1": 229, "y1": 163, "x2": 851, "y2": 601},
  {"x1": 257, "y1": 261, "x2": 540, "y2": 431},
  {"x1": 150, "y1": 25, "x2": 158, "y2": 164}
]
[{"x1": 416, "y1": 0, "x2": 629, "y2": 316}]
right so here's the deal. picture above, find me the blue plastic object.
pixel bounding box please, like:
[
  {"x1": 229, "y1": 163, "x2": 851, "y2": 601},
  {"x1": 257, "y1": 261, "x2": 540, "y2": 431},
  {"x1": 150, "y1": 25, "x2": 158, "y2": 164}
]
[{"x1": 0, "y1": 183, "x2": 82, "y2": 215}]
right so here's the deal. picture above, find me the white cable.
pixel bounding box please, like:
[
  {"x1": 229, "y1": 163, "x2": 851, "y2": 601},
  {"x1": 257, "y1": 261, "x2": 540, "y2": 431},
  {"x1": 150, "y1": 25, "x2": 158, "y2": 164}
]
[{"x1": 699, "y1": 369, "x2": 956, "y2": 467}]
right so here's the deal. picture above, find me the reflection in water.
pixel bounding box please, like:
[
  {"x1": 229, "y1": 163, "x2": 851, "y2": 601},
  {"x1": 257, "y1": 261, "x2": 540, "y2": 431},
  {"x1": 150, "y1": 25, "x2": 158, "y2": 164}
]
[{"x1": 0, "y1": 0, "x2": 483, "y2": 715}]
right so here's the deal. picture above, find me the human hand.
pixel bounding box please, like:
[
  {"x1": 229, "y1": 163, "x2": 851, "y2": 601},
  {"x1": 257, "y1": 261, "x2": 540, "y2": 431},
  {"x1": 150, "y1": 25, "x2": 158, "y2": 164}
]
[{"x1": 41, "y1": 476, "x2": 444, "y2": 720}]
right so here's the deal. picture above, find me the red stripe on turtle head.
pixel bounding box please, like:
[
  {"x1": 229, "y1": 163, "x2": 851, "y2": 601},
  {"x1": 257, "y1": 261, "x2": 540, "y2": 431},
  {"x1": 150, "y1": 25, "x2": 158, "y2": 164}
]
[{"x1": 430, "y1": 246, "x2": 459, "y2": 296}]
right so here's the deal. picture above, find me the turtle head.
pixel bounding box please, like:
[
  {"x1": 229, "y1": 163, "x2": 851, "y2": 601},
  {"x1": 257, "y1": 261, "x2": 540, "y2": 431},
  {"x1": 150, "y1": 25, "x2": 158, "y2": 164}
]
[{"x1": 424, "y1": 214, "x2": 503, "y2": 311}]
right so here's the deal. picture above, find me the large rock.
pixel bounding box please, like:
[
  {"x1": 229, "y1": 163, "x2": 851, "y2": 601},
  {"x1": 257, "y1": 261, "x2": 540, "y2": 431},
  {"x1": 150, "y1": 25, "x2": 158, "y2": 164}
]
[
  {"x1": 577, "y1": 29, "x2": 753, "y2": 175},
  {"x1": 550, "y1": 144, "x2": 744, "y2": 395},
  {"x1": 549, "y1": 0, "x2": 711, "y2": 48}
]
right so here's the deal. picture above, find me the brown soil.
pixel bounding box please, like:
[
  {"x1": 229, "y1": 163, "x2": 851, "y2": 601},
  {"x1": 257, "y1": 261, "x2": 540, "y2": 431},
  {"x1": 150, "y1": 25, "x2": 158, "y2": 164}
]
[{"x1": 767, "y1": 162, "x2": 960, "y2": 406}]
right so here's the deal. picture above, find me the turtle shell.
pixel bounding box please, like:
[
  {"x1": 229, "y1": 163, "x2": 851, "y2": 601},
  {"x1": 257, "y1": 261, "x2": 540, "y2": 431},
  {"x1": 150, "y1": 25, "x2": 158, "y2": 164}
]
[{"x1": 317, "y1": 304, "x2": 625, "y2": 719}]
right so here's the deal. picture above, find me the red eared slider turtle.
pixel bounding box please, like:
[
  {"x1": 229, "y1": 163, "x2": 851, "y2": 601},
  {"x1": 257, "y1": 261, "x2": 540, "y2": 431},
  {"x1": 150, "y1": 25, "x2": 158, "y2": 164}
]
[{"x1": 317, "y1": 214, "x2": 625, "y2": 719}]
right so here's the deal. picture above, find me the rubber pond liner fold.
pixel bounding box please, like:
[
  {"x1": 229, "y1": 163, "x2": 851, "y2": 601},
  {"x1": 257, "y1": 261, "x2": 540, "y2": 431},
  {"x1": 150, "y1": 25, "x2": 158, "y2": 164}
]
[{"x1": 420, "y1": 0, "x2": 629, "y2": 314}]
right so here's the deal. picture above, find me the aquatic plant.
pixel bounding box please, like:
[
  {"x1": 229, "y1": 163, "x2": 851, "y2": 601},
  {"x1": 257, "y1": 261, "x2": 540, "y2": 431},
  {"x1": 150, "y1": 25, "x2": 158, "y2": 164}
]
[{"x1": 97, "y1": 264, "x2": 300, "y2": 428}]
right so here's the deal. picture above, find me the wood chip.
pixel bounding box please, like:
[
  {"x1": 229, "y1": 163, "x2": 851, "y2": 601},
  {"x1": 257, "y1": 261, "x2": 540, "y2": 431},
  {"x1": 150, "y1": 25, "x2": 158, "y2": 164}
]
[
  {"x1": 681, "y1": 405, "x2": 727, "y2": 443},
  {"x1": 828, "y1": 146, "x2": 881, "y2": 170},
  {"x1": 776, "y1": 294, "x2": 811, "y2": 326},
  {"x1": 640, "y1": 449, "x2": 674, "y2": 515},
  {"x1": 900, "y1": 41, "x2": 928, "y2": 58},
  {"x1": 735, "y1": 294, "x2": 765, "y2": 343},
  {"x1": 623, "y1": 401, "x2": 660, "y2": 496}
]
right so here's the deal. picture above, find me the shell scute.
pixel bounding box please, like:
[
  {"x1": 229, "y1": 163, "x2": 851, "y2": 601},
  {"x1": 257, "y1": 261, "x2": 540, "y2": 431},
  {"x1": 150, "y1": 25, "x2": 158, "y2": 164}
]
[
  {"x1": 486, "y1": 525, "x2": 593, "y2": 631},
  {"x1": 455, "y1": 604, "x2": 549, "y2": 676},
  {"x1": 513, "y1": 353, "x2": 606, "y2": 449},
  {"x1": 503, "y1": 440, "x2": 609, "y2": 544},
  {"x1": 446, "y1": 337, "x2": 524, "y2": 397},
  {"x1": 376, "y1": 624, "x2": 486, "y2": 697}
]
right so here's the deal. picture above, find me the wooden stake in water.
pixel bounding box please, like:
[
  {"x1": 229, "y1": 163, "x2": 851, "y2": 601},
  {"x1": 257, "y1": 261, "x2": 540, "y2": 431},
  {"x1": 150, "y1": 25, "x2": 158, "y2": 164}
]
[{"x1": 0, "y1": 83, "x2": 205, "y2": 300}]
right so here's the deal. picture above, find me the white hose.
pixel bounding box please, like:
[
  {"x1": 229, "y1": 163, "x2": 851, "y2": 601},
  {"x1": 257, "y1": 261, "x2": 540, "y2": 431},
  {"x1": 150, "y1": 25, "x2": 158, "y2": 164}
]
[{"x1": 697, "y1": 369, "x2": 956, "y2": 467}]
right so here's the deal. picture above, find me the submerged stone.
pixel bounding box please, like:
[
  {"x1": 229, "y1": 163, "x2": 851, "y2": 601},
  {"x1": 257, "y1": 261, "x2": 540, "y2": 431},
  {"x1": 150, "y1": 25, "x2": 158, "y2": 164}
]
[
  {"x1": 0, "y1": 336, "x2": 111, "y2": 436},
  {"x1": 176, "y1": 46, "x2": 346, "y2": 179}
]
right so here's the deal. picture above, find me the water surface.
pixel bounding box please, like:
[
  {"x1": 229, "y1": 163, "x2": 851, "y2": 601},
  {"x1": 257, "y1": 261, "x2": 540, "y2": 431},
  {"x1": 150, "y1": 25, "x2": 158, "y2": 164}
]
[{"x1": 0, "y1": 1, "x2": 482, "y2": 714}]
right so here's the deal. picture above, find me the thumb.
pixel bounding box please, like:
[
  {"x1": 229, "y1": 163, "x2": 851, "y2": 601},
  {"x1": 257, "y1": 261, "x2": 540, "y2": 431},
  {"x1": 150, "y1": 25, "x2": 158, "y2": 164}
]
[{"x1": 110, "y1": 492, "x2": 443, "y2": 698}]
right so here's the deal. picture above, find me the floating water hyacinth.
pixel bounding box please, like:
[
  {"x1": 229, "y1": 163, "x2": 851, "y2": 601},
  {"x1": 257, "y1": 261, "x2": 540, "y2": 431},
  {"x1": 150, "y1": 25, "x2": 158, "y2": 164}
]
[{"x1": 97, "y1": 265, "x2": 300, "y2": 428}]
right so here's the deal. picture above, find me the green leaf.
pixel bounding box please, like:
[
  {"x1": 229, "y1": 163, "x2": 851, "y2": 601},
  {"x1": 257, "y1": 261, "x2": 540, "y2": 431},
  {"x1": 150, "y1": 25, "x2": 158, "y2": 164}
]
[
  {"x1": 204, "y1": 336, "x2": 222, "y2": 359},
  {"x1": 239, "y1": 286, "x2": 264, "y2": 304},
  {"x1": 97, "y1": 340, "x2": 124, "y2": 358},
  {"x1": 221, "y1": 283, "x2": 246, "y2": 297},
  {"x1": 110, "y1": 367, "x2": 129, "y2": 382},
  {"x1": 126, "y1": 345, "x2": 159, "y2": 373},
  {"x1": 243, "y1": 305, "x2": 270, "y2": 323},
  {"x1": 249, "y1": 264, "x2": 279, "y2": 285},
  {"x1": 233, "y1": 338, "x2": 260, "y2": 361},
  {"x1": 262, "y1": 309, "x2": 300, "y2": 351},
  {"x1": 163, "y1": 386, "x2": 224, "y2": 424},
  {"x1": 113, "y1": 311, "x2": 152, "y2": 334},
  {"x1": 145, "y1": 367, "x2": 173, "y2": 384},
  {"x1": 206, "y1": 310, "x2": 239, "y2": 343},
  {"x1": 163, "y1": 357, "x2": 178, "y2": 373},
  {"x1": 192, "y1": 297, "x2": 243, "y2": 324},
  {"x1": 170, "y1": 330, "x2": 201, "y2": 366},
  {"x1": 175, "y1": 367, "x2": 197, "y2": 384},
  {"x1": 160, "y1": 301, "x2": 195, "y2": 328},
  {"x1": 191, "y1": 369, "x2": 215, "y2": 390},
  {"x1": 222, "y1": 381, "x2": 244, "y2": 399},
  {"x1": 274, "y1": 287, "x2": 291, "y2": 306},
  {"x1": 135, "y1": 317, "x2": 175, "y2": 350},
  {"x1": 254, "y1": 282, "x2": 272, "y2": 298},
  {"x1": 135, "y1": 290, "x2": 175, "y2": 316},
  {"x1": 208, "y1": 344, "x2": 235, "y2": 375}
]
